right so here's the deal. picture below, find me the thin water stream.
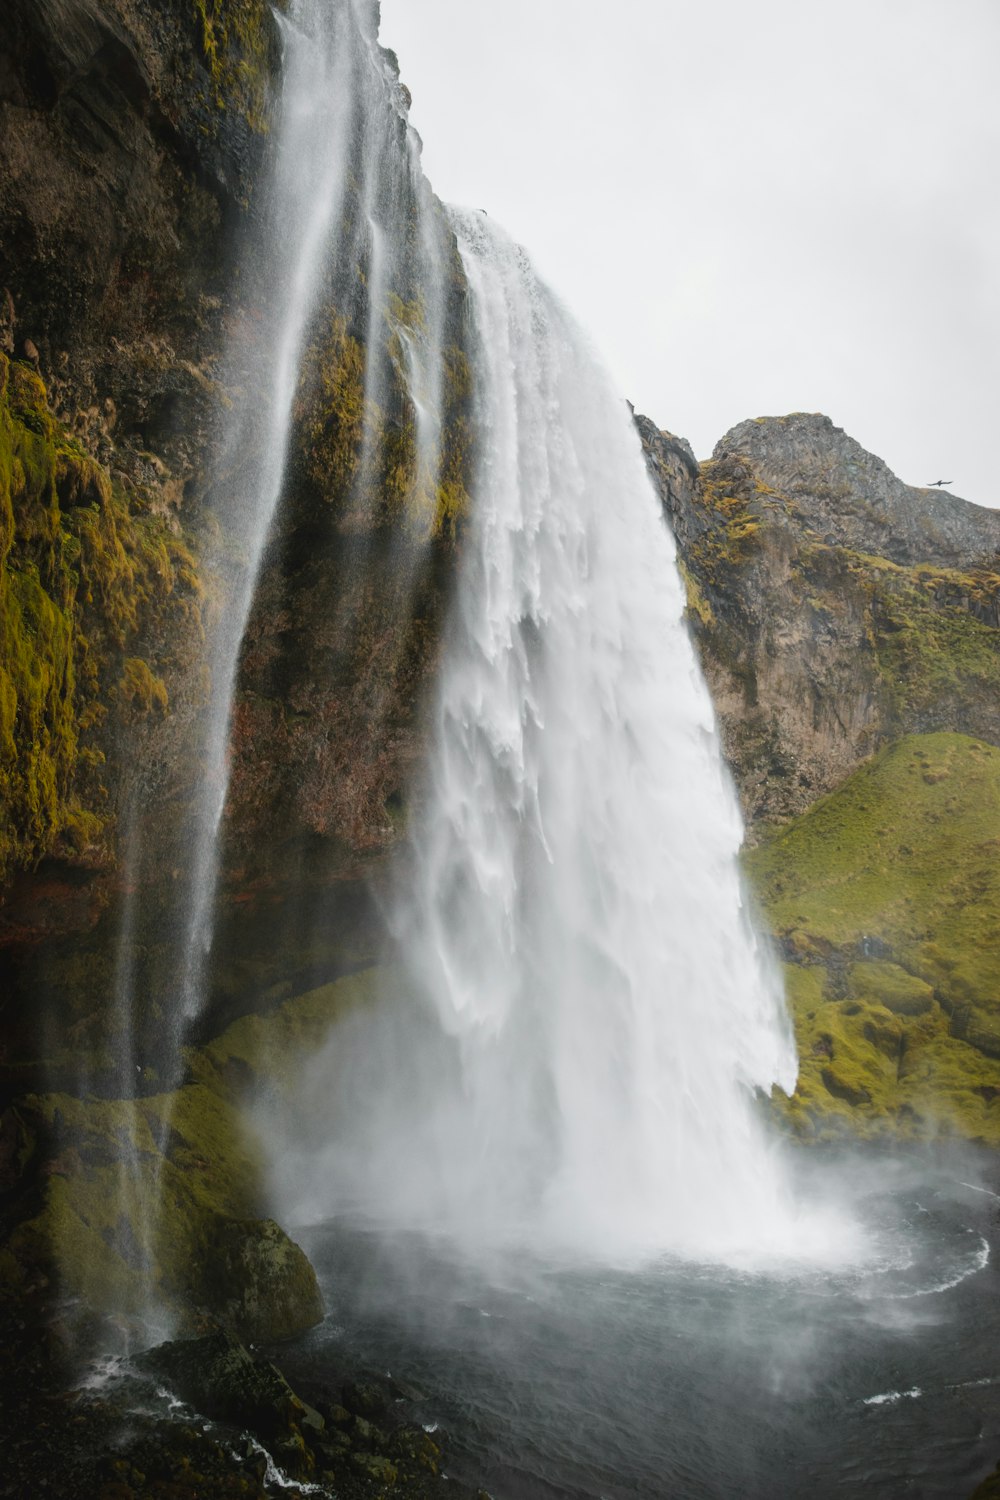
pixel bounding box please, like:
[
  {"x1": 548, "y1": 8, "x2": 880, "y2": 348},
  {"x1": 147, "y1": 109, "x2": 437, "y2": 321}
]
[{"x1": 101, "y1": 0, "x2": 452, "y2": 1326}]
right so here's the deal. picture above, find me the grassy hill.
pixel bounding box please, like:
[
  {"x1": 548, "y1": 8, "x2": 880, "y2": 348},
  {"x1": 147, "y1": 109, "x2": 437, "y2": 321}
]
[{"x1": 745, "y1": 732, "x2": 1000, "y2": 1143}]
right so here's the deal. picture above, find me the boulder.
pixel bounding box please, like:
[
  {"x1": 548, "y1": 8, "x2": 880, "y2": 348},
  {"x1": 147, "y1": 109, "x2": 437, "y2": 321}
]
[{"x1": 138, "y1": 1327, "x2": 325, "y2": 1445}]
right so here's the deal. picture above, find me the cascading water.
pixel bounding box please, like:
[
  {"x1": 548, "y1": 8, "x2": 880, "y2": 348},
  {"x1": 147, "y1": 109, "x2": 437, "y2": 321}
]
[
  {"x1": 180, "y1": 0, "x2": 447, "y2": 1026},
  {"x1": 103, "y1": 0, "x2": 453, "y2": 1324},
  {"x1": 111, "y1": 0, "x2": 450, "y2": 1056},
  {"x1": 274, "y1": 213, "x2": 827, "y2": 1266},
  {"x1": 176, "y1": 0, "x2": 357, "y2": 1023},
  {"x1": 39, "y1": 5, "x2": 995, "y2": 1489}
]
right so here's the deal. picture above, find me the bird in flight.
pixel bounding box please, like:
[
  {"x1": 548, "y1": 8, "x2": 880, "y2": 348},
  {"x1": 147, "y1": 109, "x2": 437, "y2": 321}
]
[{"x1": 926, "y1": 479, "x2": 952, "y2": 488}]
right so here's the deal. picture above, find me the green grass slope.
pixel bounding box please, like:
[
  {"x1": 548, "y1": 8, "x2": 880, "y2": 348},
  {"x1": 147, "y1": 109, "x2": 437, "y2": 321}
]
[{"x1": 745, "y1": 732, "x2": 1000, "y2": 1143}]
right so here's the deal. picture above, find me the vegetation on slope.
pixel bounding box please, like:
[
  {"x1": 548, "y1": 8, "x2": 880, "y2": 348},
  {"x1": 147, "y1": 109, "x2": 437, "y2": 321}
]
[
  {"x1": 0, "y1": 353, "x2": 202, "y2": 886},
  {"x1": 746, "y1": 732, "x2": 1000, "y2": 1143},
  {"x1": 0, "y1": 974, "x2": 376, "y2": 1331},
  {"x1": 0, "y1": 969, "x2": 350, "y2": 1335},
  {"x1": 662, "y1": 435, "x2": 1000, "y2": 829},
  {"x1": 191, "y1": 0, "x2": 286, "y2": 133}
]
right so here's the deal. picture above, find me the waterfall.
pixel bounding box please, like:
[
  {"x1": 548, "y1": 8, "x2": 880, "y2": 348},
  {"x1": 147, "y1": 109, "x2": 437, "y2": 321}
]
[
  {"x1": 275, "y1": 213, "x2": 807, "y2": 1266},
  {"x1": 110, "y1": 0, "x2": 449, "y2": 1045},
  {"x1": 179, "y1": 0, "x2": 440, "y2": 1025},
  {"x1": 102, "y1": 0, "x2": 453, "y2": 1325}
]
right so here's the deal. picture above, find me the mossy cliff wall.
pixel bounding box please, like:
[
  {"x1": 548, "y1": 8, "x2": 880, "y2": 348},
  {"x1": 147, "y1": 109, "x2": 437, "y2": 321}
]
[
  {"x1": 639, "y1": 414, "x2": 1000, "y2": 1145},
  {"x1": 3, "y1": 0, "x2": 999, "y2": 1336},
  {"x1": 0, "y1": 0, "x2": 477, "y2": 1046},
  {"x1": 203, "y1": 45, "x2": 477, "y2": 1020},
  {"x1": 0, "y1": 0, "x2": 476, "y2": 1331},
  {"x1": 749, "y1": 733, "x2": 1000, "y2": 1145},
  {"x1": 0, "y1": 350, "x2": 201, "y2": 893},
  {"x1": 0, "y1": 0, "x2": 286, "y2": 1036}
]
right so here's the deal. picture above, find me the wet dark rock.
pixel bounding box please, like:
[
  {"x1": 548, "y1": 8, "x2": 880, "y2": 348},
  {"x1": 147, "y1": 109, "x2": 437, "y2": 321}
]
[
  {"x1": 199, "y1": 1217, "x2": 325, "y2": 1345},
  {"x1": 138, "y1": 1327, "x2": 323, "y2": 1443},
  {"x1": 342, "y1": 1374, "x2": 400, "y2": 1420}
]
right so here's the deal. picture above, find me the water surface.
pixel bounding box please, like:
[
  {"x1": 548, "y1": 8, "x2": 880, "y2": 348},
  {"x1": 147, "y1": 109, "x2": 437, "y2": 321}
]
[{"x1": 284, "y1": 1159, "x2": 1000, "y2": 1499}]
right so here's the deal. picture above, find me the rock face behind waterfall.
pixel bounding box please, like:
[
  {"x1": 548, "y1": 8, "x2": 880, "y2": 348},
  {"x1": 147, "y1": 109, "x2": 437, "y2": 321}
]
[
  {"x1": 638, "y1": 412, "x2": 1000, "y2": 1145},
  {"x1": 3, "y1": 0, "x2": 1000, "y2": 1393},
  {"x1": 0, "y1": 0, "x2": 473, "y2": 1045},
  {"x1": 0, "y1": 0, "x2": 284, "y2": 1038},
  {"x1": 0, "y1": 0, "x2": 471, "y2": 1341}
]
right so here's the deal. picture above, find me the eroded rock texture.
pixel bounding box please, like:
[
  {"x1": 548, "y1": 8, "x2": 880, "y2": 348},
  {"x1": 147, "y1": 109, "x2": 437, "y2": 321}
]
[{"x1": 639, "y1": 411, "x2": 1000, "y2": 829}]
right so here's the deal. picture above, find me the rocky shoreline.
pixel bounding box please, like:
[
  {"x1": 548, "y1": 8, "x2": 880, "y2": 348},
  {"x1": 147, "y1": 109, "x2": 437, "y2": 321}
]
[{"x1": 0, "y1": 1307, "x2": 486, "y2": 1500}]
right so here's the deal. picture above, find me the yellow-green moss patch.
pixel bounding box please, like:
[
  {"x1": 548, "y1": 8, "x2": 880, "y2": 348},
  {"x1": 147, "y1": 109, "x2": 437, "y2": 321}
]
[
  {"x1": 0, "y1": 353, "x2": 202, "y2": 882},
  {"x1": 191, "y1": 968, "x2": 378, "y2": 1101},
  {"x1": 191, "y1": 0, "x2": 283, "y2": 134},
  {"x1": 748, "y1": 733, "x2": 1000, "y2": 1143}
]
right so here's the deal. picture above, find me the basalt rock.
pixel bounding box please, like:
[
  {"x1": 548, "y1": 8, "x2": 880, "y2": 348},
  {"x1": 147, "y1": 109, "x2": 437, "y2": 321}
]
[{"x1": 138, "y1": 1327, "x2": 323, "y2": 1442}]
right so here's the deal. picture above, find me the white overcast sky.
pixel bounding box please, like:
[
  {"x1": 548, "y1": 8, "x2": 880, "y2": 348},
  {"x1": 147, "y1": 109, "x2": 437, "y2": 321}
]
[{"x1": 379, "y1": 0, "x2": 999, "y2": 506}]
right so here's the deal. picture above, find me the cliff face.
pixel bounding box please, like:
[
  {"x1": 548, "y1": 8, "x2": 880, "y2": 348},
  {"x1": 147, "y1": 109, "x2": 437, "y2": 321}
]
[
  {"x1": 639, "y1": 412, "x2": 1000, "y2": 828},
  {"x1": 0, "y1": 0, "x2": 278, "y2": 474},
  {"x1": 0, "y1": 0, "x2": 476, "y2": 1052},
  {"x1": 3, "y1": 0, "x2": 1000, "y2": 1351},
  {"x1": 0, "y1": 0, "x2": 282, "y2": 999},
  {"x1": 639, "y1": 414, "x2": 1000, "y2": 1144},
  {"x1": 211, "y1": 171, "x2": 475, "y2": 1019}
]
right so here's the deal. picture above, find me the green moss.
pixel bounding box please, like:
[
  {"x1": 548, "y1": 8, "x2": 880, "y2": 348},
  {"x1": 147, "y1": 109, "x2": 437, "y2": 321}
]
[
  {"x1": 119, "y1": 657, "x2": 169, "y2": 715},
  {"x1": 0, "y1": 352, "x2": 203, "y2": 883},
  {"x1": 821, "y1": 546, "x2": 1000, "y2": 718},
  {"x1": 296, "y1": 300, "x2": 475, "y2": 545},
  {"x1": 191, "y1": 0, "x2": 283, "y2": 134},
  {"x1": 676, "y1": 557, "x2": 714, "y2": 628},
  {"x1": 191, "y1": 968, "x2": 378, "y2": 1099},
  {"x1": 431, "y1": 478, "x2": 470, "y2": 542},
  {"x1": 5, "y1": 978, "x2": 361, "y2": 1326},
  {"x1": 298, "y1": 313, "x2": 372, "y2": 508},
  {"x1": 749, "y1": 733, "x2": 1000, "y2": 1143},
  {"x1": 848, "y1": 960, "x2": 934, "y2": 1016},
  {"x1": 11, "y1": 1080, "x2": 267, "y2": 1320}
]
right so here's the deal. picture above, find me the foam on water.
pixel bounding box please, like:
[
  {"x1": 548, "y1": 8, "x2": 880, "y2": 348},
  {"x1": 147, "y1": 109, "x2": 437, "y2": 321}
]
[{"x1": 863, "y1": 1388, "x2": 924, "y2": 1407}]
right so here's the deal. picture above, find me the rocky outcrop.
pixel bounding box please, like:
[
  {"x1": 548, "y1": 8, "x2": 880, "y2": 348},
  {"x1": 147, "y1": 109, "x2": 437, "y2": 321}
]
[
  {"x1": 210, "y1": 211, "x2": 476, "y2": 1019},
  {"x1": 1, "y1": 1314, "x2": 457, "y2": 1497},
  {"x1": 718, "y1": 414, "x2": 998, "y2": 569},
  {"x1": 0, "y1": 1069, "x2": 323, "y2": 1340},
  {"x1": 639, "y1": 412, "x2": 1000, "y2": 828},
  {"x1": 0, "y1": 0, "x2": 280, "y2": 437}
]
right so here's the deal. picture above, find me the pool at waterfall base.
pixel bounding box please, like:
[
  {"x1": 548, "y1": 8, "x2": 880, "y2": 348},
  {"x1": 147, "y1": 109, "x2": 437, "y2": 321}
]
[{"x1": 276, "y1": 1154, "x2": 1000, "y2": 1499}]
